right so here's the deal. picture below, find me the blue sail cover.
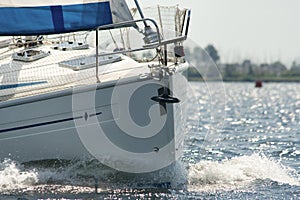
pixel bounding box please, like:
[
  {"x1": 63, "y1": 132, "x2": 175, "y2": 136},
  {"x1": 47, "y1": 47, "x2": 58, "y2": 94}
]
[{"x1": 0, "y1": 0, "x2": 133, "y2": 36}]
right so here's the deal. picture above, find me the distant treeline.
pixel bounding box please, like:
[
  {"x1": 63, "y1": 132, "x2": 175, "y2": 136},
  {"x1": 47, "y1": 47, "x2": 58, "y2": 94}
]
[{"x1": 185, "y1": 44, "x2": 300, "y2": 82}]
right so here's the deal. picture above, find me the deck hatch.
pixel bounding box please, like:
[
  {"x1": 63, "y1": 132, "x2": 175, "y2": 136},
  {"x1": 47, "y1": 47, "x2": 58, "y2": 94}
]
[
  {"x1": 12, "y1": 49, "x2": 50, "y2": 62},
  {"x1": 58, "y1": 54, "x2": 122, "y2": 71},
  {"x1": 52, "y1": 41, "x2": 89, "y2": 51}
]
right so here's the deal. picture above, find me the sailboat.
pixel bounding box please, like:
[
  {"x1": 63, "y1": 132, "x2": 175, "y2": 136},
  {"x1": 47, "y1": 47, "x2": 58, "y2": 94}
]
[{"x1": 0, "y1": 0, "x2": 190, "y2": 174}]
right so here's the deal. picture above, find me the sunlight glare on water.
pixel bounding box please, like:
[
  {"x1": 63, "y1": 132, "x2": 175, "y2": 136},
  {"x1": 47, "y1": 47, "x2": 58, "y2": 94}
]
[{"x1": 0, "y1": 83, "x2": 300, "y2": 199}]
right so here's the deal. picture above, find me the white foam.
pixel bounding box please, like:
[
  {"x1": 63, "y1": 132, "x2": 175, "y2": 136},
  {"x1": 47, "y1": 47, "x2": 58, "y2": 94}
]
[
  {"x1": 0, "y1": 159, "x2": 38, "y2": 192},
  {"x1": 187, "y1": 153, "x2": 300, "y2": 192},
  {"x1": 0, "y1": 159, "x2": 100, "y2": 193},
  {"x1": 1, "y1": 154, "x2": 298, "y2": 193}
]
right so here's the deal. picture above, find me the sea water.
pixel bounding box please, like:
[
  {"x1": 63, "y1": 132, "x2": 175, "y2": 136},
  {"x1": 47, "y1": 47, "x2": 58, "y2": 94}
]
[{"x1": 0, "y1": 82, "x2": 299, "y2": 199}]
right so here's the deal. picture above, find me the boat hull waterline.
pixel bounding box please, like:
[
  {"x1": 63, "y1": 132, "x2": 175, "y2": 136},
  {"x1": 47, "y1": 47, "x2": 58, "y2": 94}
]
[{"x1": 0, "y1": 72, "x2": 187, "y2": 173}]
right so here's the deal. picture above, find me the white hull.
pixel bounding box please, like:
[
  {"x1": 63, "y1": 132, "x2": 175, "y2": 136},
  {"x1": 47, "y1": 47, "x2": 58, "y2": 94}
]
[{"x1": 0, "y1": 70, "x2": 187, "y2": 173}]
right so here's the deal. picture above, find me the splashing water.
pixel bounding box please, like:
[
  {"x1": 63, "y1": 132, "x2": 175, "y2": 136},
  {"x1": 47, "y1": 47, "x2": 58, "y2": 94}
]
[
  {"x1": 0, "y1": 159, "x2": 38, "y2": 192},
  {"x1": 0, "y1": 158, "x2": 188, "y2": 195},
  {"x1": 188, "y1": 153, "x2": 300, "y2": 192},
  {"x1": 0, "y1": 153, "x2": 298, "y2": 195}
]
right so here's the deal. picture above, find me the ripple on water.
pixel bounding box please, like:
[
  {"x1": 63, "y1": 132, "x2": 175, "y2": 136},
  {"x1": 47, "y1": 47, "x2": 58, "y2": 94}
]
[{"x1": 1, "y1": 82, "x2": 300, "y2": 199}]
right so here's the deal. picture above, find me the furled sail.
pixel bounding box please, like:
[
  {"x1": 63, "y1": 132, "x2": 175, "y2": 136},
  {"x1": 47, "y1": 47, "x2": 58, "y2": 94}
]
[{"x1": 0, "y1": 0, "x2": 133, "y2": 36}]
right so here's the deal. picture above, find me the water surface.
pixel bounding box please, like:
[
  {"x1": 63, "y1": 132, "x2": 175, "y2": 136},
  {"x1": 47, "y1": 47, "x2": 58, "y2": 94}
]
[{"x1": 0, "y1": 82, "x2": 299, "y2": 199}]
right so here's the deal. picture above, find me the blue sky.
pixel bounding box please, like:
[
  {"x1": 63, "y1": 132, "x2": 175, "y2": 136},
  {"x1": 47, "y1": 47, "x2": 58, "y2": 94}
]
[{"x1": 128, "y1": 0, "x2": 300, "y2": 66}]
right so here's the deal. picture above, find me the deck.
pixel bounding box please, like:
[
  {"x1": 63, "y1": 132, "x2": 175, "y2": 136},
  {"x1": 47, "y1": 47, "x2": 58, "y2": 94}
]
[{"x1": 0, "y1": 43, "x2": 149, "y2": 102}]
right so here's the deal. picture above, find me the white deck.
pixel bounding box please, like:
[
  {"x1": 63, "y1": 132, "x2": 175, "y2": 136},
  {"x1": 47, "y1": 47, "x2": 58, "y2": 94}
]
[{"x1": 0, "y1": 43, "x2": 150, "y2": 102}]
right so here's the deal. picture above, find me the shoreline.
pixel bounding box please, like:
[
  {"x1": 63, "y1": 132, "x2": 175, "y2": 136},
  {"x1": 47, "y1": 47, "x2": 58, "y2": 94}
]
[{"x1": 187, "y1": 77, "x2": 300, "y2": 82}]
